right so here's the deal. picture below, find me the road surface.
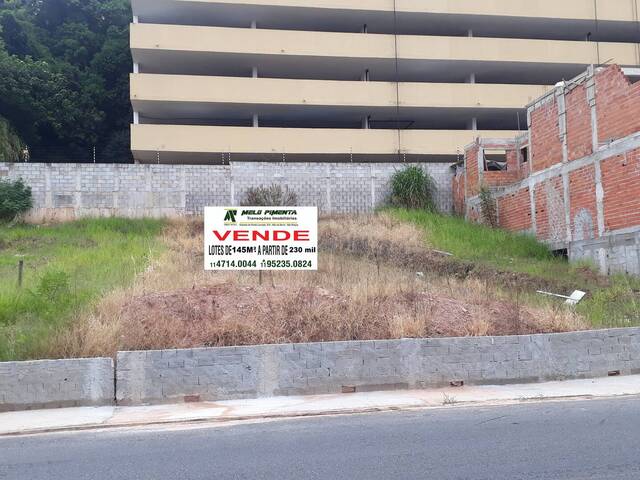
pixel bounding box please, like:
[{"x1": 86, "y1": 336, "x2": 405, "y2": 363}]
[{"x1": 1, "y1": 397, "x2": 639, "y2": 479}]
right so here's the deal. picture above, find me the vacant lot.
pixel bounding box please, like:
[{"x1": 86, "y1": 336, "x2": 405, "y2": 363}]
[
  {"x1": 0, "y1": 218, "x2": 163, "y2": 360},
  {"x1": 1, "y1": 211, "x2": 638, "y2": 361}
]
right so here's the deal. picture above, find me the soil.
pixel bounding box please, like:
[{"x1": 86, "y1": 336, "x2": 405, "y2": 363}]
[{"x1": 117, "y1": 282, "x2": 570, "y2": 351}]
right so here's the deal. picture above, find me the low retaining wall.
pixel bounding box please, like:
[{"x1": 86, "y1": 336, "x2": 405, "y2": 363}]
[
  {"x1": 2, "y1": 328, "x2": 638, "y2": 411},
  {"x1": 116, "y1": 328, "x2": 640, "y2": 406},
  {"x1": 0, "y1": 358, "x2": 114, "y2": 412},
  {"x1": 0, "y1": 161, "x2": 454, "y2": 221}
]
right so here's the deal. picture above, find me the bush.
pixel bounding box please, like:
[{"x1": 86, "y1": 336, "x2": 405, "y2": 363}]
[
  {"x1": 0, "y1": 178, "x2": 32, "y2": 222},
  {"x1": 389, "y1": 166, "x2": 437, "y2": 211},
  {"x1": 242, "y1": 185, "x2": 298, "y2": 206}
]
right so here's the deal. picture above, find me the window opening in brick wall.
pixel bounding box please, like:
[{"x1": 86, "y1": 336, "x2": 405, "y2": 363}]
[{"x1": 483, "y1": 149, "x2": 507, "y2": 171}]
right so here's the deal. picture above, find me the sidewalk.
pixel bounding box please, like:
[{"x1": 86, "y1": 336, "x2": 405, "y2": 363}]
[{"x1": 2, "y1": 375, "x2": 640, "y2": 436}]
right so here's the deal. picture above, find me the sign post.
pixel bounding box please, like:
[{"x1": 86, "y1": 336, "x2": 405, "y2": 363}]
[{"x1": 204, "y1": 207, "x2": 318, "y2": 271}]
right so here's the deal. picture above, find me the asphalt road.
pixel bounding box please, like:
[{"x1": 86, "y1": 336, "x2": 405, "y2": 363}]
[{"x1": 1, "y1": 397, "x2": 639, "y2": 480}]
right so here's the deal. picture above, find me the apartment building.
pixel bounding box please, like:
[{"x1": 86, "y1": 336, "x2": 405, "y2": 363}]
[{"x1": 130, "y1": 0, "x2": 640, "y2": 164}]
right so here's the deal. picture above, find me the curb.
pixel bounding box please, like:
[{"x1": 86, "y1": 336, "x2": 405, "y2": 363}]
[{"x1": 3, "y1": 392, "x2": 637, "y2": 438}]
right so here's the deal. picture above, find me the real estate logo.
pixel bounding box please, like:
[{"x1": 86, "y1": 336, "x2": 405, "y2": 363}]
[{"x1": 224, "y1": 209, "x2": 238, "y2": 224}]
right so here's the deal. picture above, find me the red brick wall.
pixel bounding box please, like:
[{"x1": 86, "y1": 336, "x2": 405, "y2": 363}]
[
  {"x1": 506, "y1": 149, "x2": 519, "y2": 171},
  {"x1": 596, "y1": 65, "x2": 640, "y2": 144},
  {"x1": 601, "y1": 148, "x2": 640, "y2": 231},
  {"x1": 452, "y1": 170, "x2": 465, "y2": 215},
  {"x1": 566, "y1": 84, "x2": 593, "y2": 161},
  {"x1": 497, "y1": 187, "x2": 531, "y2": 232},
  {"x1": 461, "y1": 66, "x2": 640, "y2": 243},
  {"x1": 568, "y1": 165, "x2": 598, "y2": 240},
  {"x1": 534, "y1": 176, "x2": 566, "y2": 242},
  {"x1": 483, "y1": 170, "x2": 520, "y2": 187},
  {"x1": 530, "y1": 98, "x2": 563, "y2": 172},
  {"x1": 465, "y1": 144, "x2": 480, "y2": 196}
]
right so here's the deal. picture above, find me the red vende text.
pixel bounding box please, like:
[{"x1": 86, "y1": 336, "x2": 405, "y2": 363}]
[{"x1": 212, "y1": 230, "x2": 310, "y2": 241}]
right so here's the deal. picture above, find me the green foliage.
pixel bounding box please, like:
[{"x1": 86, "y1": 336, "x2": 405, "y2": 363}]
[
  {"x1": 0, "y1": 0, "x2": 132, "y2": 159},
  {"x1": 242, "y1": 185, "x2": 299, "y2": 206},
  {"x1": 36, "y1": 270, "x2": 71, "y2": 302},
  {"x1": 0, "y1": 178, "x2": 32, "y2": 221},
  {"x1": 577, "y1": 275, "x2": 640, "y2": 329},
  {"x1": 389, "y1": 208, "x2": 640, "y2": 329},
  {"x1": 479, "y1": 186, "x2": 498, "y2": 228},
  {"x1": 389, "y1": 166, "x2": 437, "y2": 211},
  {"x1": 0, "y1": 115, "x2": 23, "y2": 161},
  {"x1": 0, "y1": 217, "x2": 164, "y2": 360},
  {"x1": 390, "y1": 208, "x2": 553, "y2": 266}
]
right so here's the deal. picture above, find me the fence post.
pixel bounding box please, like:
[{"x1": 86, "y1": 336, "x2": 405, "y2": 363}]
[{"x1": 18, "y1": 260, "x2": 24, "y2": 288}]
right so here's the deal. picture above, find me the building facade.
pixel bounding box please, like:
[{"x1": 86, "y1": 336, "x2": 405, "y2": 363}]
[
  {"x1": 130, "y1": 0, "x2": 640, "y2": 165},
  {"x1": 454, "y1": 65, "x2": 640, "y2": 276}
]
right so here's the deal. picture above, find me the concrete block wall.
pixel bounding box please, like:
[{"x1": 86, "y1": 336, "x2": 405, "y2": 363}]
[
  {"x1": 116, "y1": 328, "x2": 640, "y2": 406},
  {"x1": 0, "y1": 161, "x2": 454, "y2": 220},
  {"x1": 570, "y1": 230, "x2": 640, "y2": 276},
  {"x1": 0, "y1": 358, "x2": 114, "y2": 412}
]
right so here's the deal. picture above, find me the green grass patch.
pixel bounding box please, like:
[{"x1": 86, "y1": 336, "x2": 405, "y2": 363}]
[
  {"x1": 389, "y1": 208, "x2": 640, "y2": 328},
  {"x1": 0, "y1": 218, "x2": 164, "y2": 360}
]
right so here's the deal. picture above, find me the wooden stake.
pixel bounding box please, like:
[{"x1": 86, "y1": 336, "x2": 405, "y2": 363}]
[{"x1": 18, "y1": 260, "x2": 24, "y2": 288}]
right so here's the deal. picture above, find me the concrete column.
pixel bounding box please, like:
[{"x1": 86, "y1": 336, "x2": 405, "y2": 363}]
[
  {"x1": 113, "y1": 165, "x2": 120, "y2": 212},
  {"x1": 133, "y1": 111, "x2": 139, "y2": 125},
  {"x1": 586, "y1": 65, "x2": 599, "y2": 152},
  {"x1": 325, "y1": 164, "x2": 332, "y2": 214},
  {"x1": 44, "y1": 166, "x2": 52, "y2": 209},
  {"x1": 253, "y1": 114, "x2": 259, "y2": 127},
  {"x1": 180, "y1": 165, "x2": 187, "y2": 213},
  {"x1": 594, "y1": 159, "x2": 606, "y2": 237},
  {"x1": 562, "y1": 171, "x2": 572, "y2": 242},
  {"x1": 557, "y1": 88, "x2": 568, "y2": 163},
  {"x1": 230, "y1": 165, "x2": 236, "y2": 205},
  {"x1": 527, "y1": 108, "x2": 534, "y2": 171},
  {"x1": 477, "y1": 147, "x2": 484, "y2": 184},
  {"x1": 529, "y1": 179, "x2": 537, "y2": 235},
  {"x1": 74, "y1": 167, "x2": 81, "y2": 211},
  {"x1": 133, "y1": 63, "x2": 139, "y2": 74},
  {"x1": 370, "y1": 163, "x2": 376, "y2": 209}
]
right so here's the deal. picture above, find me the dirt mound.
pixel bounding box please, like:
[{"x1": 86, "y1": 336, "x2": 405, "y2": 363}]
[{"x1": 117, "y1": 282, "x2": 581, "y2": 352}]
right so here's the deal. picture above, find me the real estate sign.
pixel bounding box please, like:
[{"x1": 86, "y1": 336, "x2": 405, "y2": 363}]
[{"x1": 204, "y1": 207, "x2": 318, "y2": 270}]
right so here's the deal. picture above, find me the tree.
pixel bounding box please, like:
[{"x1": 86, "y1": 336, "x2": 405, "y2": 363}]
[{"x1": 0, "y1": 0, "x2": 132, "y2": 162}]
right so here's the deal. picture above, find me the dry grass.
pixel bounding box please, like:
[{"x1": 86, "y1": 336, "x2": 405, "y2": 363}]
[{"x1": 47, "y1": 215, "x2": 588, "y2": 358}]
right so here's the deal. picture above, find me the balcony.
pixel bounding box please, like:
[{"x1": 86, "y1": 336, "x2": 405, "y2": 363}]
[
  {"x1": 130, "y1": 124, "x2": 519, "y2": 163},
  {"x1": 131, "y1": 0, "x2": 640, "y2": 42},
  {"x1": 130, "y1": 24, "x2": 639, "y2": 84}
]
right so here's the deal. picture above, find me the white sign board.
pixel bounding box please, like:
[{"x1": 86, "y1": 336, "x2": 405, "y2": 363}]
[{"x1": 204, "y1": 207, "x2": 318, "y2": 271}]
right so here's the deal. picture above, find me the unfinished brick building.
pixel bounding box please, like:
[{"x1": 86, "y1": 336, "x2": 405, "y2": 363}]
[{"x1": 454, "y1": 65, "x2": 640, "y2": 276}]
